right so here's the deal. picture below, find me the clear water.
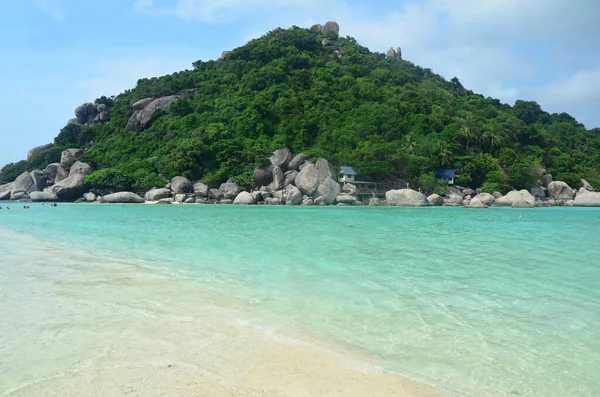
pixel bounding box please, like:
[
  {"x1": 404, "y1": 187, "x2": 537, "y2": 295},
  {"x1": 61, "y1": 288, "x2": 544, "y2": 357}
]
[{"x1": 1, "y1": 203, "x2": 599, "y2": 396}]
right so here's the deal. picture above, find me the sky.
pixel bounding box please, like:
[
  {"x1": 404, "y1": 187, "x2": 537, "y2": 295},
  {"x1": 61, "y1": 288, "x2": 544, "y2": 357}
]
[{"x1": 1, "y1": 0, "x2": 599, "y2": 168}]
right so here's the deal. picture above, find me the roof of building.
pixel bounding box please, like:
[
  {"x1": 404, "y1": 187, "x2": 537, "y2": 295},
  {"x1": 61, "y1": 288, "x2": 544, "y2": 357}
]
[
  {"x1": 435, "y1": 168, "x2": 456, "y2": 178},
  {"x1": 339, "y1": 166, "x2": 358, "y2": 176}
]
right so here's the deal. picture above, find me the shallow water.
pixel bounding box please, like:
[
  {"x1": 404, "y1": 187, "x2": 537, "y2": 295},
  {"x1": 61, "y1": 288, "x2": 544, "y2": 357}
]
[{"x1": 1, "y1": 203, "x2": 599, "y2": 396}]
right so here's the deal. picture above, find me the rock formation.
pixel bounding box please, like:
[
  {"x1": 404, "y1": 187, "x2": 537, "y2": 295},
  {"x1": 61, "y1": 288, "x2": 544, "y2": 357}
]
[
  {"x1": 145, "y1": 188, "x2": 172, "y2": 201},
  {"x1": 386, "y1": 47, "x2": 402, "y2": 59},
  {"x1": 27, "y1": 144, "x2": 54, "y2": 161},
  {"x1": 427, "y1": 193, "x2": 444, "y2": 206},
  {"x1": 233, "y1": 191, "x2": 256, "y2": 205},
  {"x1": 288, "y1": 154, "x2": 308, "y2": 171},
  {"x1": 126, "y1": 90, "x2": 196, "y2": 132},
  {"x1": 386, "y1": 189, "x2": 428, "y2": 206},
  {"x1": 171, "y1": 176, "x2": 193, "y2": 194},
  {"x1": 69, "y1": 161, "x2": 93, "y2": 176},
  {"x1": 219, "y1": 180, "x2": 239, "y2": 199},
  {"x1": 547, "y1": 181, "x2": 574, "y2": 201},
  {"x1": 295, "y1": 164, "x2": 321, "y2": 196},
  {"x1": 320, "y1": 21, "x2": 340, "y2": 38},
  {"x1": 61, "y1": 149, "x2": 84, "y2": 166},
  {"x1": 216, "y1": 51, "x2": 232, "y2": 66},
  {"x1": 574, "y1": 190, "x2": 600, "y2": 207},
  {"x1": 72, "y1": 102, "x2": 110, "y2": 126},
  {"x1": 44, "y1": 163, "x2": 68, "y2": 185}
]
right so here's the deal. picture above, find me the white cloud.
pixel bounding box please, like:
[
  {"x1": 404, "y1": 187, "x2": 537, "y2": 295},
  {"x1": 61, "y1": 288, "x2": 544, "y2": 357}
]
[
  {"x1": 523, "y1": 69, "x2": 600, "y2": 127},
  {"x1": 134, "y1": 0, "x2": 154, "y2": 12},
  {"x1": 34, "y1": 0, "x2": 66, "y2": 22}
]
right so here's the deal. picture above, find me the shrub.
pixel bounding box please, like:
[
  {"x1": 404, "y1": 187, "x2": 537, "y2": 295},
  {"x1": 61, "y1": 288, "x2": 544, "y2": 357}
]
[
  {"x1": 27, "y1": 147, "x2": 63, "y2": 170},
  {"x1": 84, "y1": 169, "x2": 134, "y2": 195},
  {"x1": 0, "y1": 161, "x2": 28, "y2": 184},
  {"x1": 418, "y1": 172, "x2": 447, "y2": 195}
]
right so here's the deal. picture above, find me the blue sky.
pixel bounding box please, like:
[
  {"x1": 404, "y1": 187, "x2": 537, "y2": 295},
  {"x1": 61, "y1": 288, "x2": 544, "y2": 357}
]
[{"x1": 1, "y1": 0, "x2": 599, "y2": 168}]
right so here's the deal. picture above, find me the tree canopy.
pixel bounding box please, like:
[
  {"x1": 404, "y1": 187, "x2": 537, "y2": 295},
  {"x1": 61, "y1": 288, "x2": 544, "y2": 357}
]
[{"x1": 2, "y1": 26, "x2": 599, "y2": 192}]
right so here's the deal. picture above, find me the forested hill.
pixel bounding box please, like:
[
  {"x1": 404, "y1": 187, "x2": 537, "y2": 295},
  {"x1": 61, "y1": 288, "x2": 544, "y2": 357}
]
[{"x1": 2, "y1": 22, "x2": 599, "y2": 192}]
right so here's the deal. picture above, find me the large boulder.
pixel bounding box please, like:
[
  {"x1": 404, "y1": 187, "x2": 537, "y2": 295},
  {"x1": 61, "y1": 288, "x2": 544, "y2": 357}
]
[
  {"x1": 444, "y1": 193, "x2": 464, "y2": 205},
  {"x1": 288, "y1": 154, "x2": 308, "y2": 171},
  {"x1": 219, "y1": 180, "x2": 239, "y2": 199},
  {"x1": 386, "y1": 47, "x2": 398, "y2": 58},
  {"x1": 529, "y1": 186, "x2": 546, "y2": 199},
  {"x1": 270, "y1": 148, "x2": 292, "y2": 170},
  {"x1": 574, "y1": 191, "x2": 600, "y2": 207},
  {"x1": 126, "y1": 110, "x2": 141, "y2": 131},
  {"x1": 283, "y1": 170, "x2": 299, "y2": 187},
  {"x1": 0, "y1": 183, "x2": 12, "y2": 200},
  {"x1": 252, "y1": 164, "x2": 274, "y2": 187},
  {"x1": 30, "y1": 191, "x2": 59, "y2": 202},
  {"x1": 343, "y1": 183, "x2": 357, "y2": 195},
  {"x1": 138, "y1": 95, "x2": 181, "y2": 129},
  {"x1": 474, "y1": 193, "x2": 495, "y2": 206},
  {"x1": 512, "y1": 200, "x2": 534, "y2": 208},
  {"x1": 295, "y1": 164, "x2": 321, "y2": 196},
  {"x1": 132, "y1": 98, "x2": 154, "y2": 110},
  {"x1": 100, "y1": 192, "x2": 144, "y2": 203},
  {"x1": 493, "y1": 197, "x2": 512, "y2": 207},
  {"x1": 336, "y1": 193, "x2": 357, "y2": 205},
  {"x1": 60, "y1": 149, "x2": 84, "y2": 166},
  {"x1": 83, "y1": 192, "x2": 97, "y2": 202},
  {"x1": 11, "y1": 172, "x2": 35, "y2": 200},
  {"x1": 49, "y1": 173, "x2": 86, "y2": 201},
  {"x1": 314, "y1": 196, "x2": 326, "y2": 206},
  {"x1": 193, "y1": 182, "x2": 209, "y2": 197},
  {"x1": 386, "y1": 189, "x2": 429, "y2": 206},
  {"x1": 251, "y1": 191, "x2": 263, "y2": 203},
  {"x1": 320, "y1": 21, "x2": 340, "y2": 37},
  {"x1": 145, "y1": 188, "x2": 172, "y2": 201},
  {"x1": 27, "y1": 143, "x2": 54, "y2": 161},
  {"x1": 427, "y1": 194, "x2": 444, "y2": 206},
  {"x1": 465, "y1": 197, "x2": 488, "y2": 208},
  {"x1": 30, "y1": 170, "x2": 47, "y2": 192},
  {"x1": 209, "y1": 188, "x2": 222, "y2": 201},
  {"x1": 74, "y1": 102, "x2": 110, "y2": 125},
  {"x1": 499, "y1": 190, "x2": 536, "y2": 207},
  {"x1": 547, "y1": 181, "x2": 574, "y2": 201},
  {"x1": 171, "y1": 176, "x2": 193, "y2": 194},
  {"x1": 44, "y1": 163, "x2": 68, "y2": 185},
  {"x1": 538, "y1": 174, "x2": 553, "y2": 188},
  {"x1": 69, "y1": 161, "x2": 93, "y2": 177},
  {"x1": 315, "y1": 158, "x2": 337, "y2": 182},
  {"x1": 271, "y1": 166, "x2": 285, "y2": 190},
  {"x1": 127, "y1": 95, "x2": 181, "y2": 131},
  {"x1": 285, "y1": 185, "x2": 302, "y2": 205},
  {"x1": 581, "y1": 179, "x2": 595, "y2": 192},
  {"x1": 233, "y1": 191, "x2": 256, "y2": 205},
  {"x1": 316, "y1": 177, "x2": 341, "y2": 204}
]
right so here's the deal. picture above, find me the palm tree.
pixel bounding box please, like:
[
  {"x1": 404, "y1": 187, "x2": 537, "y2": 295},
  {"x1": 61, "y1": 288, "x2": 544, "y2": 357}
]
[
  {"x1": 435, "y1": 140, "x2": 452, "y2": 167},
  {"x1": 482, "y1": 129, "x2": 506, "y2": 154},
  {"x1": 403, "y1": 133, "x2": 416, "y2": 154},
  {"x1": 457, "y1": 114, "x2": 477, "y2": 153}
]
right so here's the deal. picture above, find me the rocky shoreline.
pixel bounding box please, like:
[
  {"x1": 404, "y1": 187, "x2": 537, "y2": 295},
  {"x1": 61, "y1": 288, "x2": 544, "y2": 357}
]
[{"x1": 1, "y1": 147, "x2": 599, "y2": 208}]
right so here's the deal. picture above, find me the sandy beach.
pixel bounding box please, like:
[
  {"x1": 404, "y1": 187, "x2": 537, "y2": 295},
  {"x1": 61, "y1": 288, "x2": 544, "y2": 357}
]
[{"x1": 8, "y1": 337, "x2": 449, "y2": 397}]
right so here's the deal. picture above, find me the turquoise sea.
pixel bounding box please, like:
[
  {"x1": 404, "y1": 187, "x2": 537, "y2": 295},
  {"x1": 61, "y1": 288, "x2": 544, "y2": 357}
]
[{"x1": 0, "y1": 203, "x2": 599, "y2": 396}]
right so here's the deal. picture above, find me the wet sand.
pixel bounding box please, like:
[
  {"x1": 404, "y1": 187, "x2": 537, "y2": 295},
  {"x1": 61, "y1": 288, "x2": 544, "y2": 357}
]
[{"x1": 9, "y1": 339, "x2": 449, "y2": 397}]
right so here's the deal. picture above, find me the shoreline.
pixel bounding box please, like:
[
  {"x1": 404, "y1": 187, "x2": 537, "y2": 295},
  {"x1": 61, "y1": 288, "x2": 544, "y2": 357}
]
[{"x1": 0, "y1": 226, "x2": 452, "y2": 397}]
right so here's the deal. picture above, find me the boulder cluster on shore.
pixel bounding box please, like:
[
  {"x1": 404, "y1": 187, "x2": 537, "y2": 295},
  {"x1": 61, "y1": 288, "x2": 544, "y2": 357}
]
[
  {"x1": 144, "y1": 148, "x2": 360, "y2": 206},
  {"x1": 2, "y1": 147, "x2": 600, "y2": 208}
]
